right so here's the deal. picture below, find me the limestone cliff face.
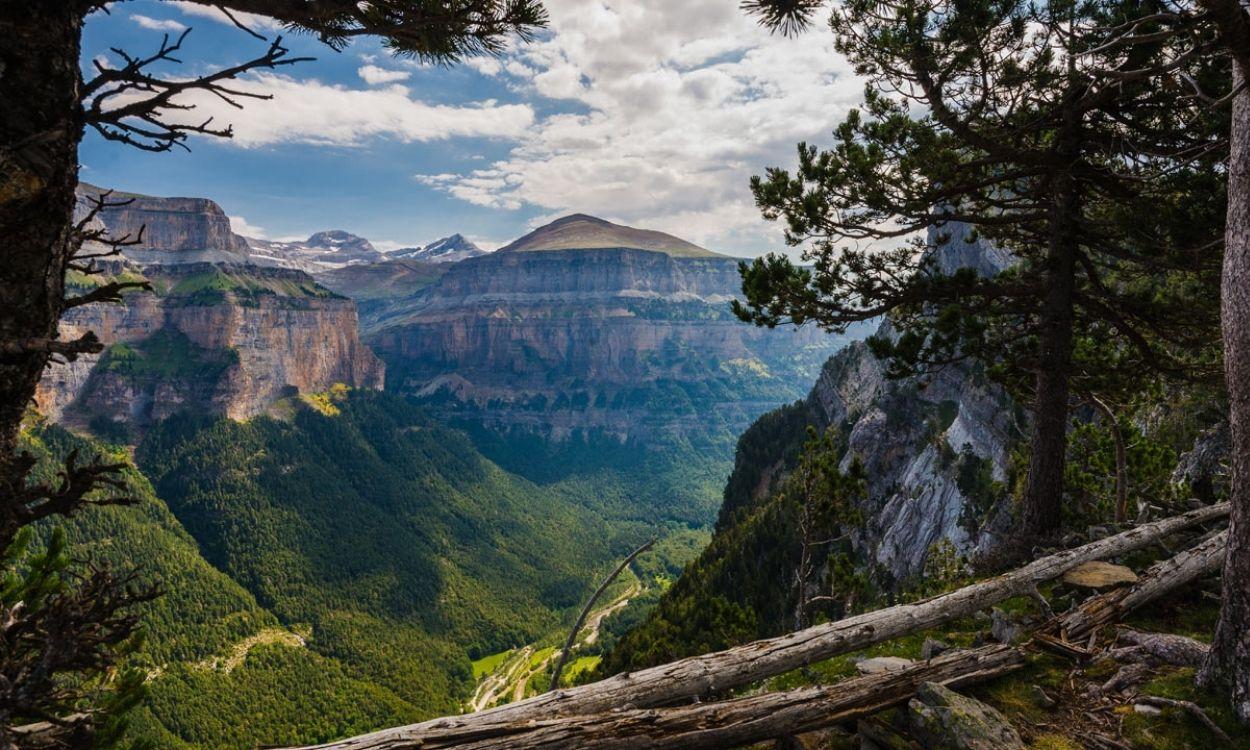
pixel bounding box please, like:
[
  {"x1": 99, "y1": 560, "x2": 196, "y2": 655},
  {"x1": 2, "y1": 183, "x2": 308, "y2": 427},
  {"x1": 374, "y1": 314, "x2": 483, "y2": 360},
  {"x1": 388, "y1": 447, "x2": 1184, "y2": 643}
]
[
  {"x1": 368, "y1": 247, "x2": 845, "y2": 441},
  {"x1": 37, "y1": 264, "x2": 384, "y2": 430},
  {"x1": 78, "y1": 184, "x2": 251, "y2": 264},
  {"x1": 806, "y1": 331, "x2": 1018, "y2": 581},
  {"x1": 723, "y1": 223, "x2": 1020, "y2": 583}
]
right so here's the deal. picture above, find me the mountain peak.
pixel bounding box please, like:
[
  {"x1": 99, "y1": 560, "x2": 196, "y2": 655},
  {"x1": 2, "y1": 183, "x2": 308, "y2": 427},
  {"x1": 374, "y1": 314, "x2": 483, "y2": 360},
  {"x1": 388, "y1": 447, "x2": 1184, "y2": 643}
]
[
  {"x1": 390, "y1": 233, "x2": 487, "y2": 264},
  {"x1": 500, "y1": 214, "x2": 723, "y2": 258},
  {"x1": 306, "y1": 230, "x2": 375, "y2": 252}
]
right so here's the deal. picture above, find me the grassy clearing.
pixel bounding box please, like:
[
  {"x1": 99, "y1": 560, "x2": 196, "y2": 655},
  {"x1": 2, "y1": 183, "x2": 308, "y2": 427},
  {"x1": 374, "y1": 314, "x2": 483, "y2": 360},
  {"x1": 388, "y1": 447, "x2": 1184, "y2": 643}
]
[{"x1": 471, "y1": 650, "x2": 514, "y2": 681}]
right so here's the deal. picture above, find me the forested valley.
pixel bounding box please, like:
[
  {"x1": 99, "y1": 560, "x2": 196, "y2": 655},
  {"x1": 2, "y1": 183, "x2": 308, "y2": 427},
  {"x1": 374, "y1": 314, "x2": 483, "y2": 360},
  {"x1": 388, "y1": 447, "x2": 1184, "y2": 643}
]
[{"x1": 5, "y1": 1, "x2": 1250, "y2": 749}]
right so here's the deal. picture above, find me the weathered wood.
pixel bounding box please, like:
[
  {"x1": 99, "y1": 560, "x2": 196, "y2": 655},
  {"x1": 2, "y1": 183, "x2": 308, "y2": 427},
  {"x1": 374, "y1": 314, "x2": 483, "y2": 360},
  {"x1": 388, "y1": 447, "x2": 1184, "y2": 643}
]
[
  {"x1": 1055, "y1": 529, "x2": 1227, "y2": 642},
  {"x1": 300, "y1": 646, "x2": 1026, "y2": 750},
  {"x1": 296, "y1": 503, "x2": 1226, "y2": 750}
]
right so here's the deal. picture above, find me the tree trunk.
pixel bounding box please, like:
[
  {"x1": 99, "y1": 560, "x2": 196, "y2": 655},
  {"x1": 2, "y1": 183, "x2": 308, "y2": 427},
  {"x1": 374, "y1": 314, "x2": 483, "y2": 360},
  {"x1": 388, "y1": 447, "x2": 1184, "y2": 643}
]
[
  {"x1": 285, "y1": 503, "x2": 1227, "y2": 750},
  {"x1": 295, "y1": 646, "x2": 1028, "y2": 750},
  {"x1": 1199, "y1": 65, "x2": 1250, "y2": 723},
  {"x1": 0, "y1": 5, "x2": 85, "y2": 514},
  {"x1": 1021, "y1": 172, "x2": 1080, "y2": 538}
]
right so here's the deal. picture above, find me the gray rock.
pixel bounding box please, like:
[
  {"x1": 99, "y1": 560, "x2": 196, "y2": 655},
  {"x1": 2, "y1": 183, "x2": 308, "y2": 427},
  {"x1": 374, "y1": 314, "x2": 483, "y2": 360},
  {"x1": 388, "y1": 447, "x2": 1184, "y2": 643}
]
[
  {"x1": 1029, "y1": 685, "x2": 1057, "y2": 709},
  {"x1": 907, "y1": 682, "x2": 1025, "y2": 750},
  {"x1": 921, "y1": 637, "x2": 950, "y2": 661},
  {"x1": 1172, "y1": 422, "x2": 1230, "y2": 502},
  {"x1": 990, "y1": 608, "x2": 1026, "y2": 644}
]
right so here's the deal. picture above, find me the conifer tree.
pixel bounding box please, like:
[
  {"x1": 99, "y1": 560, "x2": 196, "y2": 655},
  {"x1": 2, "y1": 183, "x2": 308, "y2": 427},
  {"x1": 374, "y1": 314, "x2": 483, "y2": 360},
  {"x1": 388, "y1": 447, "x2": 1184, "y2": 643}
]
[{"x1": 739, "y1": 0, "x2": 1226, "y2": 538}]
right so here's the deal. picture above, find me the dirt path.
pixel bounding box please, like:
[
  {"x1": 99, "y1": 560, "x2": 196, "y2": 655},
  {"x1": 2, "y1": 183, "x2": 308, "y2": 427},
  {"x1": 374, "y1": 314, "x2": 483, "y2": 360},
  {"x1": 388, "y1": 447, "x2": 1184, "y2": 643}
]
[
  {"x1": 581, "y1": 576, "x2": 641, "y2": 647},
  {"x1": 468, "y1": 646, "x2": 532, "y2": 712},
  {"x1": 193, "y1": 627, "x2": 306, "y2": 674}
]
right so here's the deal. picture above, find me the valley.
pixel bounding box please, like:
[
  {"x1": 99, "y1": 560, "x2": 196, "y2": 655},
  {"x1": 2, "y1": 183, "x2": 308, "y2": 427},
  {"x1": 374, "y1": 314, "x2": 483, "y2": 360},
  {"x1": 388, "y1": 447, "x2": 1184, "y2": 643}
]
[{"x1": 26, "y1": 183, "x2": 844, "y2": 748}]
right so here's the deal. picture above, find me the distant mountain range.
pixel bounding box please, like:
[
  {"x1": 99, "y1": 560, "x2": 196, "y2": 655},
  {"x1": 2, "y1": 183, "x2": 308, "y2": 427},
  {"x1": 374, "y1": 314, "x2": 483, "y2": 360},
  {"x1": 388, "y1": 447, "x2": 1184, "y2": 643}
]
[{"x1": 390, "y1": 233, "x2": 487, "y2": 264}]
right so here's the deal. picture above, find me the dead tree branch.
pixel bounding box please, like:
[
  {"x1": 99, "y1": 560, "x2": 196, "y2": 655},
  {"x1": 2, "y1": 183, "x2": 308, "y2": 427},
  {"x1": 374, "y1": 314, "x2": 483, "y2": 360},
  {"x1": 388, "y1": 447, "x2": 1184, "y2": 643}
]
[
  {"x1": 81, "y1": 30, "x2": 312, "y2": 152},
  {"x1": 550, "y1": 539, "x2": 654, "y2": 691}
]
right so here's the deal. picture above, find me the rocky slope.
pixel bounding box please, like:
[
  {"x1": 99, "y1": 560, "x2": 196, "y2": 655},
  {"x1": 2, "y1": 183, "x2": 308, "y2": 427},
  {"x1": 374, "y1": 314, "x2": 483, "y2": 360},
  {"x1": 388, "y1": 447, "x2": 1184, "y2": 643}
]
[
  {"x1": 37, "y1": 263, "x2": 383, "y2": 431},
  {"x1": 365, "y1": 216, "x2": 847, "y2": 446},
  {"x1": 718, "y1": 223, "x2": 1020, "y2": 583}
]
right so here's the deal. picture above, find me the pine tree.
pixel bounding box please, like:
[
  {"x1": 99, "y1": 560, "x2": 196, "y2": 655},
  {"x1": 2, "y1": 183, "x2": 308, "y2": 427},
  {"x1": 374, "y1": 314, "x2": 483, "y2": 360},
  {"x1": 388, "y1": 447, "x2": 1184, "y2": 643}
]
[{"x1": 738, "y1": 0, "x2": 1226, "y2": 538}]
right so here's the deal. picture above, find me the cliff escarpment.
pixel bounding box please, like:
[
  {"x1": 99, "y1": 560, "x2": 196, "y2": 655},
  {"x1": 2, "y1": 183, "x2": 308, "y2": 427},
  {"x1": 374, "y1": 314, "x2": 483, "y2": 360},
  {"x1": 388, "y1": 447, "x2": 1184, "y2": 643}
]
[
  {"x1": 369, "y1": 244, "x2": 846, "y2": 444},
  {"x1": 37, "y1": 263, "x2": 383, "y2": 432},
  {"x1": 78, "y1": 183, "x2": 252, "y2": 264}
]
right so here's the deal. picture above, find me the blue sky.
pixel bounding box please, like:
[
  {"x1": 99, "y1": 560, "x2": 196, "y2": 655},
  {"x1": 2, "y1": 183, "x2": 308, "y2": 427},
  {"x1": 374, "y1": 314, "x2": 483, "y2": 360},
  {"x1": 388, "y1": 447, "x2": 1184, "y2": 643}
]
[{"x1": 81, "y1": 1, "x2": 864, "y2": 254}]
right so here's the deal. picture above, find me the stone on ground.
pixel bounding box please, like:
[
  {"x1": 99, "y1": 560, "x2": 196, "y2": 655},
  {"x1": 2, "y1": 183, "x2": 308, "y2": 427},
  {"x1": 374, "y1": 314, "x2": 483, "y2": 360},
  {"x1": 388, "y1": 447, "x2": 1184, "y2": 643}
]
[{"x1": 906, "y1": 681, "x2": 1025, "y2": 750}]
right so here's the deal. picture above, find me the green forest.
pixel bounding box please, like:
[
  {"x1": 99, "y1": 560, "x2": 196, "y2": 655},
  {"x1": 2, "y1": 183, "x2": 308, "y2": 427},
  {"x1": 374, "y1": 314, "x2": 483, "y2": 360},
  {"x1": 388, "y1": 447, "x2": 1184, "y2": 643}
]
[{"x1": 18, "y1": 390, "x2": 704, "y2": 748}]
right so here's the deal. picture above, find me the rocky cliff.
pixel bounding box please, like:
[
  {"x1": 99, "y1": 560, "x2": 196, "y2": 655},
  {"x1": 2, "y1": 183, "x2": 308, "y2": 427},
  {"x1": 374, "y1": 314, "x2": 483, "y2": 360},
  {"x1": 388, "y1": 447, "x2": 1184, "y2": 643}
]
[
  {"x1": 366, "y1": 228, "x2": 847, "y2": 444},
  {"x1": 37, "y1": 263, "x2": 384, "y2": 432},
  {"x1": 722, "y1": 224, "x2": 1020, "y2": 582},
  {"x1": 78, "y1": 183, "x2": 252, "y2": 264}
]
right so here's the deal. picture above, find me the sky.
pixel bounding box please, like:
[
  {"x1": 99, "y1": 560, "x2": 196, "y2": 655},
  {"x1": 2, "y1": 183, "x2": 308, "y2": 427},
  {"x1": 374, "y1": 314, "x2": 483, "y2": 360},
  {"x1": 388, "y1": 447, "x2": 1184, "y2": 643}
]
[{"x1": 80, "y1": 1, "x2": 865, "y2": 255}]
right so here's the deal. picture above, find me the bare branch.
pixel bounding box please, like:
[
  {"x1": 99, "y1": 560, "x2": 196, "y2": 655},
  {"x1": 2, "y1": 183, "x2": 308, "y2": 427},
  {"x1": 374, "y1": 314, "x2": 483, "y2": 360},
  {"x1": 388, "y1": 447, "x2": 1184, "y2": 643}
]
[{"x1": 81, "y1": 30, "x2": 313, "y2": 153}]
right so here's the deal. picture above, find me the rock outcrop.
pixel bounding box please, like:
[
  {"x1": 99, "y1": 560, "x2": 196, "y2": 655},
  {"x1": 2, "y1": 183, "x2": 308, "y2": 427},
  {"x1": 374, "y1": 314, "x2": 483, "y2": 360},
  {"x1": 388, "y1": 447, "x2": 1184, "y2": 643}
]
[
  {"x1": 906, "y1": 682, "x2": 1026, "y2": 750},
  {"x1": 78, "y1": 183, "x2": 251, "y2": 264},
  {"x1": 717, "y1": 222, "x2": 1020, "y2": 582},
  {"x1": 37, "y1": 263, "x2": 383, "y2": 431}
]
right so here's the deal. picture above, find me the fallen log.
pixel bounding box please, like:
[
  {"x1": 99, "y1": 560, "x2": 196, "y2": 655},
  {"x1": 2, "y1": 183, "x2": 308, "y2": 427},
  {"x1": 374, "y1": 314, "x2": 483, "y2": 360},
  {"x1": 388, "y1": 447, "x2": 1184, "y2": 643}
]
[
  {"x1": 303, "y1": 646, "x2": 1026, "y2": 750},
  {"x1": 1052, "y1": 528, "x2": 1228, "y2": 642},
  {"x1": 301, "y1": 528, "x2": 1225, "y2": 750},
  {"x1": 295, "y1": 503, "x2": 1226, "y2": 750}
]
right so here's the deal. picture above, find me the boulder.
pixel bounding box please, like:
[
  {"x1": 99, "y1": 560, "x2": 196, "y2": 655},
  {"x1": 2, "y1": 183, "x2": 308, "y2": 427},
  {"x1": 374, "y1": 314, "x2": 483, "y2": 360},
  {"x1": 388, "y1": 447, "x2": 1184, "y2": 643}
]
[
  {"x1": 906, "y1": 682, "x2": 1025, "y2": 750},
  {"x1": 990, "y1": 608, "x2": 1026, "y2": 644}
]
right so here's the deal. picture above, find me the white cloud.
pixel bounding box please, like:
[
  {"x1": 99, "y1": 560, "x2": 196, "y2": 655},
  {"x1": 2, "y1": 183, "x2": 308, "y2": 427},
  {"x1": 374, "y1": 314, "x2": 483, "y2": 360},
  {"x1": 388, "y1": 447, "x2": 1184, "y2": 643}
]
[
  {"x1": 465, "y1": 57, "x2": 504, "y2": 76},
  {"x1": 228, "y1": 215, "x2": 267, "y2": 238},
  {"x1": 358, "y1": 65, "x2": 412, "y2": 85},
  {"x1": 416, "y1": 0, "x2": 863, "y2": 254},
  {"x1": 156, "y1": 72, "x2": 535, "y2": 147},
  {"x1": 131, "y1": 14, "x2": 187, "y2": 32},
  {"x1": 170, "y1": 2, "x2": 283, "y2": 32}
]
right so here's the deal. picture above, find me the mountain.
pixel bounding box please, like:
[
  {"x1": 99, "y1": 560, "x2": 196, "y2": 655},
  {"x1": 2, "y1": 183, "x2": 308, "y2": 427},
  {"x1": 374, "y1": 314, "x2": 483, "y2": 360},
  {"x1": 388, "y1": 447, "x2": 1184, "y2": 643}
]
[
  {"x1": 37, "y1": 262, "x2": 383, "y2": 436},
  {"x1": 247, "y1": 230, "x2": 388, "y2": 271},
  {"x1": 39, "y1": 189, "x2": 725, "y2": 745},
  {"x1": 359, "y1": 215, "x2": 857, "y2": 523},
  {"x1": 499, "y1": 213, "x2": 723, "y2": 258},
  {"x1": 368, "y1": 214, "x2": 845, "y2": 444},
  {"x1": 390, "y1": 234, "x2": 487, "y2": 264},
  {"x1": 77, "y1": 183, "x2": 251, "y2": 265}
]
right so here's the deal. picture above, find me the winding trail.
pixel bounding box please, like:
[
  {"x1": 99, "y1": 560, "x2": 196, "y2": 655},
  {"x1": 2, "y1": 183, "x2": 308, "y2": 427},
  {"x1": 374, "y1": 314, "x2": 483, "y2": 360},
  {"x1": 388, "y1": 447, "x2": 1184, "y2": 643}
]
[{"x1": 466, "y1": 571, "x2": 645, "y2": 711}]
